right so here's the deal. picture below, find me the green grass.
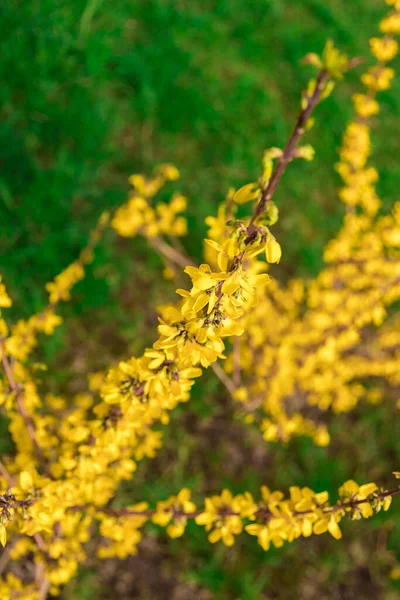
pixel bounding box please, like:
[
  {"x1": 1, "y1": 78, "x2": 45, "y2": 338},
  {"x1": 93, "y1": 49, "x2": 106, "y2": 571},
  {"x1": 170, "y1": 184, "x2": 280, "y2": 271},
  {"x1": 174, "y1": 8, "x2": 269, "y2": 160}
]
[{"x1": 2, "y1": 0, "x2": 400, "y2": 598}]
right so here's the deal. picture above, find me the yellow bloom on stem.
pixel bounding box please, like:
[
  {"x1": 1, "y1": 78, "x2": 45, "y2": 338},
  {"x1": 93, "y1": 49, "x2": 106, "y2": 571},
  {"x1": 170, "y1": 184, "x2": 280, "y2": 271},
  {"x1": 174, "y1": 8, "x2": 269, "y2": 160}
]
[
  {"x1": 195, "y1": 489, "x2": 244, "y2": 546},
  {"x1": 265, "y1": 238, "x2": 282, "y2": 264},
  {"x1": 0, "y1": 276, "x2": 12, "y2": 308},
  {"x1": 233, "y1": 183, "x2": 260, "y2": 205},
  {"x1": 152, "y1": 488, "x2": 196, "y2": 538},
  {"x1": 369, "y1": 37, "x2": 398, "y2": 61}
]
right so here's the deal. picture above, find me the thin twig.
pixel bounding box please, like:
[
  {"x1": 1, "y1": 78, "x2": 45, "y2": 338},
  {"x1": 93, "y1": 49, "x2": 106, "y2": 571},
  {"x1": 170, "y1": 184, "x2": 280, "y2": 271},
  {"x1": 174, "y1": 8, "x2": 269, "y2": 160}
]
[
  {"x1": 0, "y1": 541, "x2": 14, "y2": 577},
  {"x1": 0, "y1": 461, "x2": 14, "y2": 487},
  {"x1": 233, "y1": 338, "x2": 241, "y2": 388},
  {"x1": 210, "y1": 362, "x2": 237, "y2": 395},
  {"x1": 33, "y1": 533, "x2": 47, "y2": 552},
  {"x1": 148, "y1": 236, "x2": 194, "y2": 269},
  {"x1": 72, "y1": 486, "x2": 400, "y2": 520},
  {"x1": 0, "y1": 337, "x2": 51, "y2": 477},
  {"x1": 36, "y1": 570, "x2": 50, "y2": 600},
  {"x1": 247, "y1": 69, "x2": 330, "y2": 236}
]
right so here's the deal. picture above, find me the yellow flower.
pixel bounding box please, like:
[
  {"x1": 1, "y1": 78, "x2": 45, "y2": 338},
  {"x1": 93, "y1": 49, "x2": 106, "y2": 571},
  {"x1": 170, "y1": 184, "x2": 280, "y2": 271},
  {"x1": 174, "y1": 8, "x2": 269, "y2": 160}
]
[
  {"x1": 352, "y1": 94, "x2": 379, "y2": 118},
  {"x1": 380, "y1": 13, "x2": 400, "y2": 34},
  {"x1": 195, "y1": 489, "x2": 244, "y2": 546},
  {"x1": 152, "y1": 488, "x2": 196, "y2": 538},
  {"x1": 156, "y1": 163, "x2": 180, "y2": 181},
  {"x1": 369, "y1": 37, "x2": 398, "y2": 61},
  {"x1": 0, "y1": 276, "x2": 12, "y2": 308},
  {"x1": 361, "y1": 67, "x2": 394, "y2": 91}
]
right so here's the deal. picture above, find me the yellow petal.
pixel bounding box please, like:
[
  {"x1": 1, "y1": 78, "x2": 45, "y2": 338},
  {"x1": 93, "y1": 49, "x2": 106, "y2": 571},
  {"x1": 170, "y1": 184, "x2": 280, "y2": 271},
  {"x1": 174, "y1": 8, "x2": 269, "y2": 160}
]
[
  {"x1": 302, "y1": 519, "x2": 313, "y2": 537},
  {"x1": 217, "y1": 251, "x2": 228, "y2": 272},
  {"x1": 245, "y1": 524, "x2": 262, "y2": 536},
  {"x1": 258, "y1": 527, "x2": 270, "y2": 551},
  {"x1": 0, "y1": 526, "x2": 6, "y2": 547},
  {"x1": 208, "y1": 528, "x2": 222, "y2": 544},
  {"x1": 233, "y1": 183, "x2": 259, "y2": 204},
  {"x1": 265, "y1": 239, "x2": 282, "y2": 263},
  {"x1": 193, "y1": 293, "x2": 210, "y2": 313},
  {"x1": 358, "y1": 483, "x2": 377, "y2": 497},
  {"x1": 327, "y1": 516, "x2": 342, "y2": 540},
  {"x1": 313, "y1": 519, "x2": 329, "y2": 535},
  {"x1": 221, "y1": 277, "x2": 241, "y2": 296}
]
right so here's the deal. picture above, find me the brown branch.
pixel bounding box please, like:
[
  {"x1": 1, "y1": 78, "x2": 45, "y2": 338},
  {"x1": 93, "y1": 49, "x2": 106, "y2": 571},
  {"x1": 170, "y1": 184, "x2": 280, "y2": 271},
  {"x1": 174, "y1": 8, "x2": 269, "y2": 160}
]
[
  {"x1": 72, "y1": 485, "x2": 400, "y2": 521},
  {"x1": 0, "y1": 541, "x2": 14, "y2": 577},
  {"x1": 33, "y1": 533, "x2": 48, "y2": 552},
  {"x1": 247, "y1": 69, "x2": 330, "y2": 237},
  {"x1": 36, "y1": 565, "x2": 50, "y2": 600},
  {"x1": 38, "y1": 580, "x2": 50, "y2": 600},
  {"x1": 233, "y1": 338, "x2": 241, "y2": 388},
  {"x1": 0, "y1": 462, "x2": 14, "y2": 487},
  {"x1": 210, "y1": 362, "x2": 237, "y2": 395},
  {"x1": 148, "y1": 236, "x2": 194, "y2": 269}
]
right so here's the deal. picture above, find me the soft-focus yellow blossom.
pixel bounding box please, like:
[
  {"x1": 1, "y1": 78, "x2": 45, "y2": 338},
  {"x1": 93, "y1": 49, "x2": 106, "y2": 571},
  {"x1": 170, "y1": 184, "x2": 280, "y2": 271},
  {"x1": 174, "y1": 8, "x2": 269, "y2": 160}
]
[
  {"x1": 0, "y1": 276, "x2": 12, "y2": 308},
  {"x1": 370, "y1": 36, "x2": 399, "y2": 61}
]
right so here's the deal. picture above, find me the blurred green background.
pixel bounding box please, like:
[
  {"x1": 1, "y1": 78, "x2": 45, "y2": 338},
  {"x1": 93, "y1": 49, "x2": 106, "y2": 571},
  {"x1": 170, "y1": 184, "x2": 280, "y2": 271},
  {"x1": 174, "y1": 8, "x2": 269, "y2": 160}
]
[{"x1": 2, "y1": 0, "x2": 400, "y2": 598}]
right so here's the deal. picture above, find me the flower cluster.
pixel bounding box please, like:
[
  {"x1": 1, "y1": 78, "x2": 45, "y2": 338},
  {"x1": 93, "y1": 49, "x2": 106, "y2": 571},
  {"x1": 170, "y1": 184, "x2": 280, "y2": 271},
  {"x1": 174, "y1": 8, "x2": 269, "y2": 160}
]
[
  {"x1": 112, "y1": 164, "x2": 187, "y2": 239},
  {"x1": 194, "y1": 480, "x2": 395, "y2": 551}
]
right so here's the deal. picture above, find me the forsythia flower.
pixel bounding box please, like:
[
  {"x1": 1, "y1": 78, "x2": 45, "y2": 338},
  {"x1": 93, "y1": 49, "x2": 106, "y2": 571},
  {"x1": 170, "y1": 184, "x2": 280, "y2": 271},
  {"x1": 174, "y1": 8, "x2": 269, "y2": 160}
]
[
  {"x1": 370, "y1": 37, "x2": 399, "y2": 61},
  {"x1": 0, "y1": 276, "x2": 12, "y2": 308},
  {"x1": 361, "y1": 66, "x2": 394, "y2": 90},
  {"x1": 352, "y1": 94, "x2": 379, "y2": 118},
  {"x1": 152, "y1": 488, "x2": 196, "y2": 538},
  {"x1": 380, "y1": 12, "x2": 400, "y2": 33},
  {"x1": 98, "y1": 503, "x2": 149, "y2": 559},
  {"x1": 195, "y1": 489, "x2": 246, "y2": 546}
]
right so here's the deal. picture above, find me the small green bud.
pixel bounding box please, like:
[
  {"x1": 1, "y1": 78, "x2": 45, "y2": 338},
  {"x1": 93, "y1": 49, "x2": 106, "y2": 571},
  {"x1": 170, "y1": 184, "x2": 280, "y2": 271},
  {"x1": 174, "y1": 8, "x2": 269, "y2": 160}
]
[
  {"x1": 321, "y1": 80, "x2": 335, "y2": 100},
  {"x1": 301, "y1": 52, "x2": 322, "y2": 69},
  {"x1": 256, "y1": 203, "x2": 279, "y2": 226},
  {"x1": 322, "y1": 39, "x2": 349, "y2": 79}
]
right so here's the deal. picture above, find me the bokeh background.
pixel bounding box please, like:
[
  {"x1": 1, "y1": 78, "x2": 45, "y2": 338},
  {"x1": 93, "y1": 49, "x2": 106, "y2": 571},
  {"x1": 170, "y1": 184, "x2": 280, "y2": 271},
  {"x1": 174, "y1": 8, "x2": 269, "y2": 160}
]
[{"x1": 2, "y1": 0, "x2": 400, "y2": 598}]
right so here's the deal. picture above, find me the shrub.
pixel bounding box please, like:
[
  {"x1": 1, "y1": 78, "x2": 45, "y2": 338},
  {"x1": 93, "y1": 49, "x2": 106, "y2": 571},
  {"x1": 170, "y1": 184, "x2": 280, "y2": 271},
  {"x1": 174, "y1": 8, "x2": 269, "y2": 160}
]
[{"x1": 1, "y1": 1, "x2": 400, "y2": 597}]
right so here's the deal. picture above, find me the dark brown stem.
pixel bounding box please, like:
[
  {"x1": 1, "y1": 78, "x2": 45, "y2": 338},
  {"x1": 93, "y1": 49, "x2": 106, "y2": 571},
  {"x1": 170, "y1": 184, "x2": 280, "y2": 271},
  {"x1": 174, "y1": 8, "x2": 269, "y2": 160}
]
[{"x1": 247, "y1": 69, "x2": 329, "y2": 237}]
